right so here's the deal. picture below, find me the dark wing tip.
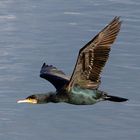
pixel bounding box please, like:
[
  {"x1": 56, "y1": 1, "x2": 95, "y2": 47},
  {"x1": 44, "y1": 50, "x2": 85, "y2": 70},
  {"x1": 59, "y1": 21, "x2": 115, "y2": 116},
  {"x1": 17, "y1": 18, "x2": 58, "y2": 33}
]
[
  {"x1": 113, "y1": 16, "x2": 121, "y2": 21},
  {"x1": 41, "y1": 62, "x2": 53, "y2": 68},
  {"x1": 40, "y1": 63, "x2": 67, "y2": 79},
  {"x1": 42, "y1": 62, "x2": 46, "y2": 68},
  {"x1": 108, "y1": 16, "x2": 122, "y2": 29},
  {"x1": 40, "y1": 63, "x2": 69, "y2": 91},
  {"x1": 40, "y1": 63, "x2": 58, "y2": 74}
]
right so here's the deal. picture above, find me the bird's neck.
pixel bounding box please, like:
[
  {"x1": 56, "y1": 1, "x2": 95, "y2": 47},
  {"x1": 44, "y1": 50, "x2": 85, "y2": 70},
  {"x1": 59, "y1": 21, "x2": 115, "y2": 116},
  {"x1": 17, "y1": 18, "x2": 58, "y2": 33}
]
[
  {"x1": 35, "y1": 92, "x2": 57, "y2": 104},
  {"x1": 47, "y1": 93, "x2": 60, "y2": 103},
  {"x1": 47, "y1": 92, "x2": 68, "y2": 103},
  {"x1": 35, "y1": 90, "x2": 68, "y2": 104}
]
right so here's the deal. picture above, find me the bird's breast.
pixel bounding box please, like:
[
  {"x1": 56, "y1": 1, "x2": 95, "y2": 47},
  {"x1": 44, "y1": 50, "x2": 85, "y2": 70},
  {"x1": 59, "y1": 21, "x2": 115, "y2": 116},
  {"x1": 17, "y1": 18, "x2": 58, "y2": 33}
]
[{"x1": 67, "y1": 86, "x2": 102, "y2": 105}]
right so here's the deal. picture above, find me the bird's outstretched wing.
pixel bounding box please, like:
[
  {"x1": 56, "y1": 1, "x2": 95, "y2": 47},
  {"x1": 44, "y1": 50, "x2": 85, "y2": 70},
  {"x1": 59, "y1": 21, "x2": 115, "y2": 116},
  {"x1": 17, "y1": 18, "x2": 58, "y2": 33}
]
[
  {"x1": 67, "y1": 17, "x2": 122, "y2": 90},
  {"x1": 40, "y1": 63, "x2": 70, "y2": 91}
]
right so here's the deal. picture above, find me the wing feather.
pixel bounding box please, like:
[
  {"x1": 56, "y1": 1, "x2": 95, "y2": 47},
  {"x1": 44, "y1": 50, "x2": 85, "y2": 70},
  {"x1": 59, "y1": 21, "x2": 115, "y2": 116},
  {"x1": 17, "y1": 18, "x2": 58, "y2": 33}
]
[
  {"x1": 67, "y1": 17, "x2": 122, "y2": 90},
  {"x1": 40, "y1": 63, "x2": 70, "y2": 91}
]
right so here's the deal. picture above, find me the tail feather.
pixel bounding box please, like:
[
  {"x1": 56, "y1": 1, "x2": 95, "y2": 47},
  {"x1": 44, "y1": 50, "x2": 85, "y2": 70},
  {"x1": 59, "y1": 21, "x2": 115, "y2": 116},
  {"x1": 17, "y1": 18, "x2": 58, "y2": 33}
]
[{"x1": 104, "y1": 95, "x2": 128, "y2": 102}]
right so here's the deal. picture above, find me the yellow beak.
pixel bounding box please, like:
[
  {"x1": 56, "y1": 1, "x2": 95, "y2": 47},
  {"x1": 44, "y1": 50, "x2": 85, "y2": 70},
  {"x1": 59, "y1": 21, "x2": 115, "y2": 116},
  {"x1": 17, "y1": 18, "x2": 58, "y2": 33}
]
[{"x1": 17, "y1": 99, "x2": 37, "y2": 104}]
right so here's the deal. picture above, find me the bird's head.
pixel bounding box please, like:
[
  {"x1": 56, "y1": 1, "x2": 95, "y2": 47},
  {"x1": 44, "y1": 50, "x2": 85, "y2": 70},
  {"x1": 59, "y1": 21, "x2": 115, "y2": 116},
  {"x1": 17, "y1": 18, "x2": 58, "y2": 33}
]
[{"x1": 17, "y1": 94, "x2": 51, "y2": 104}]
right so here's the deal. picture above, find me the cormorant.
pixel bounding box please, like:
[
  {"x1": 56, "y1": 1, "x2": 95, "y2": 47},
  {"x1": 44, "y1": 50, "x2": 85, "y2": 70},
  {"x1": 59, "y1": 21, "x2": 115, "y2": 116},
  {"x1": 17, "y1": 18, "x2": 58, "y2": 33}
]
[{"x1": 17, "y1": 17, "x2": 128, "y2": 105}]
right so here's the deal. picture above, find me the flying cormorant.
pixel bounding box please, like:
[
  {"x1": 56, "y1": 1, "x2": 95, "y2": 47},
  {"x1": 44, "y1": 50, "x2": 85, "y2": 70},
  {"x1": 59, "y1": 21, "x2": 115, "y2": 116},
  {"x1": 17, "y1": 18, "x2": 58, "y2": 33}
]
[{"x1": 17, "y1": 17, "x2": 128, "y2": 105}]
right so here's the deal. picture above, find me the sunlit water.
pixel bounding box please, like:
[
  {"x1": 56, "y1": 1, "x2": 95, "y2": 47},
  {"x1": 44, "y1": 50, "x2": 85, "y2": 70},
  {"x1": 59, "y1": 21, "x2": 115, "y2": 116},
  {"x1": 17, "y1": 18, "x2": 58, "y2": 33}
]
[{"x1": 0, "y1": 0, "x2": 140, "y2": 140}]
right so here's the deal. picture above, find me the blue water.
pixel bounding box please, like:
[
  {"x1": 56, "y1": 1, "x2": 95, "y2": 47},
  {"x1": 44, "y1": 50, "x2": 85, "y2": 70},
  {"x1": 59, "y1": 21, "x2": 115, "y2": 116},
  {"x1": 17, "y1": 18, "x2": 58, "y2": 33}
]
[{"x1": 0, "y1": 0, "x2": 140, "y2": 140}]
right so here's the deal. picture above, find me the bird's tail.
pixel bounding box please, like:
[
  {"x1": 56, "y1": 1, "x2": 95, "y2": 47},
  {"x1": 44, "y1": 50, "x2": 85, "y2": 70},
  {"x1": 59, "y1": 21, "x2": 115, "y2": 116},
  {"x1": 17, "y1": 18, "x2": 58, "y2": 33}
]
[{"x1": 104, "y1": 94, "x2": 128, "y2": 102}]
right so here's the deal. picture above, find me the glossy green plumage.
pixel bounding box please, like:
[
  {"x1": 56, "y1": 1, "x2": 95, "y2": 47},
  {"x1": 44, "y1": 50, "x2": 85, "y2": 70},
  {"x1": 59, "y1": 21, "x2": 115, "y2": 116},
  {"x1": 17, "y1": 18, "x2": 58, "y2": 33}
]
[{"x1": 66, "y1": 85, "x2": 104, "y2": 105}]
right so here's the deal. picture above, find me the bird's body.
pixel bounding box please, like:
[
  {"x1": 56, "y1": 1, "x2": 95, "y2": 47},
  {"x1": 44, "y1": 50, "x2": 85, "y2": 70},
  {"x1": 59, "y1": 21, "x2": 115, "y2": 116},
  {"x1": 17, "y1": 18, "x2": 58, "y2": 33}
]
[
  {"x1": 66, "y1": 86, "x2": 103, "y2": 105},
  {"x1": 50, "y1": 86, "x2": 103, "y2": 105},
  {"x1": 17, "y1": 17, "x2": 128, "y2": 105}
]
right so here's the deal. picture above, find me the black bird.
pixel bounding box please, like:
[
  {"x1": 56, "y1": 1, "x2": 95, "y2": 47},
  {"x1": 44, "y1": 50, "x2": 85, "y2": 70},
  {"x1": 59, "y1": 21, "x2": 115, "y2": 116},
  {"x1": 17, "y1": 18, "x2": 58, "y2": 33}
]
[{"x1": 17, "y1": 17, "x2": 128, "y2": 105}]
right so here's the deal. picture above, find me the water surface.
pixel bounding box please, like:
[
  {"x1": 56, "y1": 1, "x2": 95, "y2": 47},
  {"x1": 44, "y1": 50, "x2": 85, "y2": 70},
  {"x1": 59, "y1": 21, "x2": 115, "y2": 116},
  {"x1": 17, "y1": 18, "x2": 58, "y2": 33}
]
[{"x1": 0, "y1": 0, "x2": 140, "y2": 140}]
